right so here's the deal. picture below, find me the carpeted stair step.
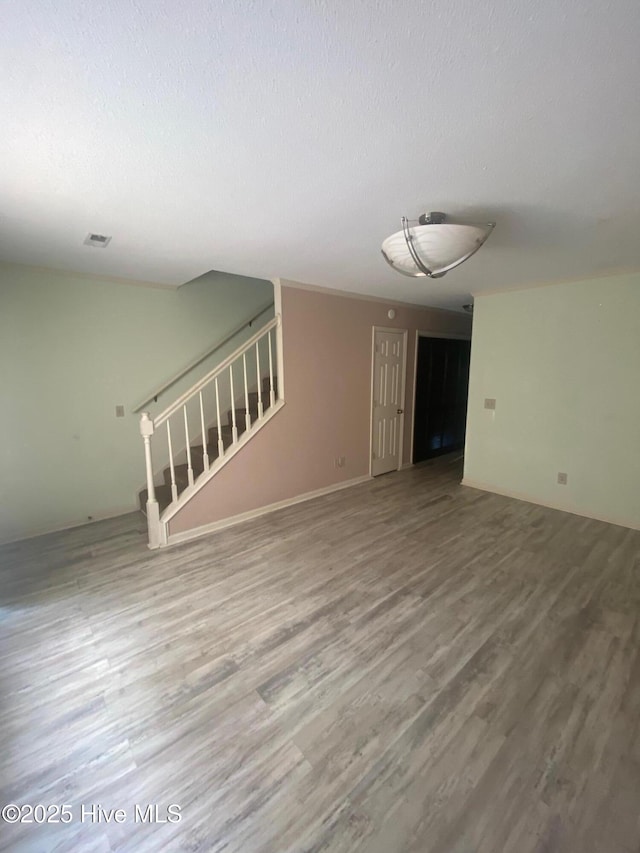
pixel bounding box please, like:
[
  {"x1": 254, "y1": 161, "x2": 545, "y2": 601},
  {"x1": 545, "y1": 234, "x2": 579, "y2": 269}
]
[
  {"x1": 163, "y1": 459, "x2": 205, "y2": 489},
  {"x1": 208, "y1": 424, "x2": 234, "y2": 447},
  {"x1": 227, "y1": 406, "x2": 260, "y2": 429},
  {"x1": 139, "y1": 483, "x2": 173, "y2": 514},
  {"x1": 189, "y1": 444, "x2": 210, "y2": 464},
  {"x1": 262, "y1": 376, "x2": 278, "y2": 397},
  {"x1": 244, "y1": 389, "x2": 277, "y2": 412}
]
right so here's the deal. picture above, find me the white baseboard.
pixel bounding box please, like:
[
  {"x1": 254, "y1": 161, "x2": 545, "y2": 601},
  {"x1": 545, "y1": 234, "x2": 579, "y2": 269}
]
[
  {"x1": 0, "y1": 505, "x2": 140, "y2": 547},
  {"x1": 166, "y1": 474, "x2": 372, "y2": 546},
  {"x1": 460, "y1": 478, "x2": 639, "y2": 531}
]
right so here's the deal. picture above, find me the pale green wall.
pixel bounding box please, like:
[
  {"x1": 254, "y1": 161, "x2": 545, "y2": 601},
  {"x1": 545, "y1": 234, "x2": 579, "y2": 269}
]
[
  {"x1": 0, "y1": 263, "x2": 273, "y2": 543},
  {"x1": 463, "y1": 273, "x2": 640, "y2": 529}
]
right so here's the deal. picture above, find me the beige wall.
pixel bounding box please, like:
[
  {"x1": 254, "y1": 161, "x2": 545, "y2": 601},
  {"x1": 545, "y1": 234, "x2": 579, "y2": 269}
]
[
  {"x1": 463, "y1": 273, "x2": 640, "y2": 529},
  {"x1": 169, "y1": 282, "x2": 470, "y2": 536},
  {"x1": 0, "y1": 263, "x2": 273, "y2": 543}
]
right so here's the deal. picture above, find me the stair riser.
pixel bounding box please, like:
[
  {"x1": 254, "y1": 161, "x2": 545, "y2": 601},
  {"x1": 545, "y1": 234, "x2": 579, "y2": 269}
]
[
  {"x1": 163, "y1": 461, "x2": 206, "y2": 487},
  {"x1": 191, "y1": 444, "x2": 224, "y2": 462},
  {"x1": 207, "y1": 426, "x2": 234, "y2": 446},
  {"x1": 247, "y1": 390, "x2": 275, "y2": 407},
  {"x1": 227, "y1": 407, "x2": 260, "y2": 428}
]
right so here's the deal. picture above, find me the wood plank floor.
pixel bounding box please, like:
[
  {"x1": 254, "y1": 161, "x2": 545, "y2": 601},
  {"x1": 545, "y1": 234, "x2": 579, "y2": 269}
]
[{"x1": 1, "y1": 455, "x2": 640, "y2": 853}]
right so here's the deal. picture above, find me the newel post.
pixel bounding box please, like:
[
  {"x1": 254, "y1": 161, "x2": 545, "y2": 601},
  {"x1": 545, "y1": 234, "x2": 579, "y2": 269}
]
[{"x1": 140, "y1": 412, "x2": 162, "y2": 549}]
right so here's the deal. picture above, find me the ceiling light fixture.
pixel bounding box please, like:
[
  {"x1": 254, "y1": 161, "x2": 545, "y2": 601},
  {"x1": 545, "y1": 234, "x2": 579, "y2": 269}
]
[{"x1": 381, "y1": 212, "x2": 494, "y2": 279}]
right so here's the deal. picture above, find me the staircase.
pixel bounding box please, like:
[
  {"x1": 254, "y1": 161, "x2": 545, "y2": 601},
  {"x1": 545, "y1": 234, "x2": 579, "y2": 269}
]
[
  {"x1": 138, "y1": 314, "x2": 283, "y2": 548},
  {"x1": 139, "y1": 377, "x2": 277, "y2": 513}
]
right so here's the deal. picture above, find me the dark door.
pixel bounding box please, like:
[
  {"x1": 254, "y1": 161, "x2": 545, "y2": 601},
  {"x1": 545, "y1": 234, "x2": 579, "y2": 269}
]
[{"x1": 413, "y1": 337, "x2": 471, "y2": 463}]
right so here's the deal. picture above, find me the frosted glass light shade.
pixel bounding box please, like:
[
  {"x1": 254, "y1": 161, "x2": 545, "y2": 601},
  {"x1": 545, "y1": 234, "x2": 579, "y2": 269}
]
[{"x1": 381, "y1": 217, "x2": 494, "y2": 278}]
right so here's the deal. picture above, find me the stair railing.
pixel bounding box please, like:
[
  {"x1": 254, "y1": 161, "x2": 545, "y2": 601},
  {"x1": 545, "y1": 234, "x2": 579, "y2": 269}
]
[
  {"x1": 132, "y1": 300, "x2": 274, "y2": 413},
  {"x1": 140, "y1": 315, "x2": 281, "y2": 548}
]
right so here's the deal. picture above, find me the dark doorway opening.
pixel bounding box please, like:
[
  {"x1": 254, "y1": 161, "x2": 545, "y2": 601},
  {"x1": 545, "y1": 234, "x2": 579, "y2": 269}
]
[{"x1": 413, "y1": 336, "x2": 471, "y2": 463}]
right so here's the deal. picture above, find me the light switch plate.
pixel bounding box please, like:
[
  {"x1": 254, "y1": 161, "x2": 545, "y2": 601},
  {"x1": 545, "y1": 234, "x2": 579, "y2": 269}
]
[
  {"x1": 484, "y1": 398, "x2": 496, "y2": 410},
  {"x1": 115, "y1": 405, "x2": 125, "y2": 418},
  {"x1": 557, "y1": 472, "x2": 568, "y2": 485}
]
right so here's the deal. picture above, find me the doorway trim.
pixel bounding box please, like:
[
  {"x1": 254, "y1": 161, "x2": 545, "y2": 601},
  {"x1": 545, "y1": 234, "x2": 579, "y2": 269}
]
[
  {"x1": 370, "y1": 326, "x2": 409, "y2": 477},
  {"x1": 410, "y1": 330, "x2": 472, "y2": 467}
]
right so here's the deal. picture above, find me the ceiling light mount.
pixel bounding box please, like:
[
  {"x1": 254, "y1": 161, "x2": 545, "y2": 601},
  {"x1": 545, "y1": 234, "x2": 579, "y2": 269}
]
[
  {"x1": 382, "y1": 211, "x2": 494, "y2": 279},
  {"x1": 418, "y1": 211, "x2": 446, "y2": 225}
]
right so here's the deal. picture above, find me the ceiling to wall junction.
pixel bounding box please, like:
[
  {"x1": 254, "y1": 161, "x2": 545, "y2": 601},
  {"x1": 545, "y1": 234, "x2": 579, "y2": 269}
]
[{"x1": 1, "y1": 0, "x2": 639, "y2": 309}]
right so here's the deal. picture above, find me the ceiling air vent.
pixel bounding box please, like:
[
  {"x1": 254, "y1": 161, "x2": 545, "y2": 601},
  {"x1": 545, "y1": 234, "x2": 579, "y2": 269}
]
[{"x1": 83, "y1": 233, "x2": 112, "y2": 248}]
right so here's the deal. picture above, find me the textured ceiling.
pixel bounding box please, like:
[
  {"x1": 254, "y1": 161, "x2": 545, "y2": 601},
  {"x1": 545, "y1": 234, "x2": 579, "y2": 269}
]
[{"x1": 1, "y1": 0, "x2": 639, "y2": 309}]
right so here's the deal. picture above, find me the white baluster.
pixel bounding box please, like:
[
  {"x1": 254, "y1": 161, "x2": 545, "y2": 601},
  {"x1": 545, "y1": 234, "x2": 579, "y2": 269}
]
[
  {"x1": 215, "y1": 376, "x2": 224, "y2": 458},
  {"x1": 199, "y1": 391, "x2": 209, "y2": 471},
  {"x1": 139, "y1": 413, "x2": 161, "y2": 549},
  {"x1": 166, "y1": 421, "x2": 178, "y2": 502},
  {"x1": 243, "y1": 352, "x2": 251, "y2": 432},
  {"x1": 268, "y1": 330, "x2": 275, "y2": 407},
  {"x1": 183, "y1": 406, "x2": 194, "y2": 486},
  {"x1": 255, "y1": 341, "x2": 263, "y2": 418},
  {"x1": 229, "y1": 364, "x2": 238, "y2": 443}
]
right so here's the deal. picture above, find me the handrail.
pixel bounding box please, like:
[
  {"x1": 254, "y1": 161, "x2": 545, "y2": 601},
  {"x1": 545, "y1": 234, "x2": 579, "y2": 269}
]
[
  {"x1": 153, "y1": 315, "x2": 280, "y2": 427},
  {"x1": 132, "y1": 300, "x2": 274, "y2": 413}
]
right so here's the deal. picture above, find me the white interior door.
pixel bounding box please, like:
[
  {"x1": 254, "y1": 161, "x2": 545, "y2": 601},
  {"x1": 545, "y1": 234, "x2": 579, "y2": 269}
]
[{"x1": 371, "y1": 328, "x2": 407, "y2": 476}]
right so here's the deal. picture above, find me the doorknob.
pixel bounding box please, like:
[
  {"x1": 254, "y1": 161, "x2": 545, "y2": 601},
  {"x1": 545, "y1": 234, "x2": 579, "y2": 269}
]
[{"x1": 397, "y1": 408, "x2": 404, "y2": 414}]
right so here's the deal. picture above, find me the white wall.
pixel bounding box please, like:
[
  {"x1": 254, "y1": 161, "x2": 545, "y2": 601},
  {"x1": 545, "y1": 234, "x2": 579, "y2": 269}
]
[
  {"x1": 463, "y1": 273, "x2": 640, "y2": 530},
  {"x1": 0, "y1": 263, "x2": 273, "y2": 543}
]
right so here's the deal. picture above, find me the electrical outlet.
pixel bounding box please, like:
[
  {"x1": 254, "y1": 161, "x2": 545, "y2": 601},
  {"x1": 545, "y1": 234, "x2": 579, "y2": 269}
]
[
  {"x1": 115, "y1": 405, "x2": 125, "y2": 418},
  {"x1": 484, "y1": 398, "x2": 496, "y2": 410},
  {"x1": 335, "y1": 456, "x2": 346, "y2": 468},
  {"x1": 557, "y1": 472, "x2": 568, "y2": 485}
]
